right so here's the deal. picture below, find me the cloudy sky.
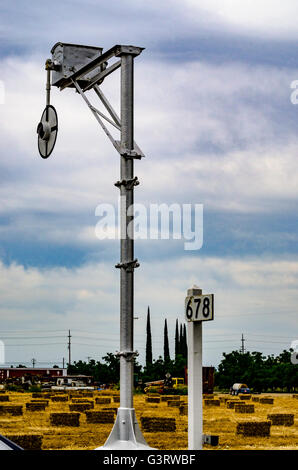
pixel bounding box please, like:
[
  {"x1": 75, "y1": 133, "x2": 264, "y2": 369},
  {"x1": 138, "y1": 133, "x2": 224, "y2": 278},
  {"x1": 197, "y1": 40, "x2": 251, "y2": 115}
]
[{"x1": 0, "y1": 0, "x2": 298, "y2": 370}]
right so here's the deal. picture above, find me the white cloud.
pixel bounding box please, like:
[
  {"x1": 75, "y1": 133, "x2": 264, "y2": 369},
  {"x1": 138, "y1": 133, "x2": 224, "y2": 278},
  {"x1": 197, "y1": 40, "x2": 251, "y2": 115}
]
[{"x1": 184, "y1": 0, "x2": 298, "y2": 39}]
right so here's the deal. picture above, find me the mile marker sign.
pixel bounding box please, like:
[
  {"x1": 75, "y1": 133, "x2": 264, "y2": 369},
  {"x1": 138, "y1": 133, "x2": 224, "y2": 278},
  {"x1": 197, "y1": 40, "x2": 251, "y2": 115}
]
[{"x1": 185, "y1": 294, "x2": 214, "y2": 322}]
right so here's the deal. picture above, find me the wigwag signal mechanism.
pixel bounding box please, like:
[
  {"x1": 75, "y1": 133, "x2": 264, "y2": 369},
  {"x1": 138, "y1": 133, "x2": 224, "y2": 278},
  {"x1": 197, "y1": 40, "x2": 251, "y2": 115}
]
[{"x1": 37, "y1": 42, "x2": 150, "y2": 450}]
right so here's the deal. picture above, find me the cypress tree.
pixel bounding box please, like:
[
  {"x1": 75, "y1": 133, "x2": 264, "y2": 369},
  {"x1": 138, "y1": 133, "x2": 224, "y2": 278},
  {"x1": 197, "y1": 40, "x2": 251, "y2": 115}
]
[
  {"x1": 175, "y1": 319, "x2": 179, "y2": 360},
  {"x1": 179, "y1": 323, "x2": 183, "y2": 356},
  {"x1": 183, "y1": 323, "x2": 187, "y2": 359},
  {"x1": 164, "y1": 319, "x2": 170, "y2": 362},
  {"x1": 146, "y1": 306, "x2": 152, "y2": 367}
]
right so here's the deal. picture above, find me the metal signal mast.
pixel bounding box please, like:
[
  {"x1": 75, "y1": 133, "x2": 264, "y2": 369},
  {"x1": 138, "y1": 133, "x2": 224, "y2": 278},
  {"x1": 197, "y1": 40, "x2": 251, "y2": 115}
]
[{"x1": 37, "y1": 42, "x2": 151, "y2": 449}]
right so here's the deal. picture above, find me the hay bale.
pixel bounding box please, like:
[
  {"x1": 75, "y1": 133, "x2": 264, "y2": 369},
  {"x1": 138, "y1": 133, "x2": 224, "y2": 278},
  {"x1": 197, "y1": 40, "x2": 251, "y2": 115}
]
[
  {"x1": 204, "y1": 399, "x2": 220, "y2": 407},
  {"x1": 79, "y1": 392, "x2": 94, "y2": 397},
  {"x1": 179, "y1": 405, "x2": 188, "y2": 416},
  {"x1": 146, "y1": 397, "x2": 161, "y2": 404},
  {"x1": 252, "y1": 397, "x2": 260, "y2": 402},
  {"x1": 103, "y1": 407, "x2": 118, "y2": 414},
  {"x1": 0, "y1": 405, "x2": 23, "y2": 416},
  {"x1": 69, "y1": 402, "x2": 93, "y2": 412},
  {"x1": 234, "y1": 404, "x2": 255, "y2": 414},
  {"x1": 85, "y1": 410, "x2": 114, "y2": 423},
  {"x1": 4, "y1": 434, "x2": 42, "y2": 450},
  {"x1": 50, "y1": 412, "x2": 80, "y2": 427},
  {"x1": 161, "y1": 395, "x2": 180, "y2": 401},
  {"x1": 68, "y1": 391, "x2": 81, "y2": 398},
  {"x1": 236, "y1": 421, "x2": 271, "y2": 437},
  {"x1": 226, "y1": 400, "x2": 241, "y2": 409},
  {"x1": 219, "y1": 396, "x2": 229, "y2": 403},
  {"x1": 259, "y1": 397, "x2": 274, "y2": 405},
  {"x1": 292, "y1": 394, "x2": 298, "y2": 399},
  {"x1": 26, "y1": 402, "x2": 47, "y2": 412},
  {"x1": 32, "y1": 392, "x2": 51, "y2": 399},
  {"x1": 161, "y1": 395, "x2": 173, "y2": 402},
  {"x1": 0, "y1": 395, "x2": 9, "y2": 402},
  {"x1": 51, "y1": 395, "x2": 69, "y2": 402},
  {"x1": 167, "y1": 400, "x2": 180, "y2": 407},
  {"x1": 239, "y1": 394, "x2": 251, "y2": 400},
  {"x1": 267, "y1": 413, "x2": 294, "y2": 426},
  {"x1": 31, "y1": 399, "x2": 49, "y2": 406},
  {"x1": 141, "y1": 416, "x2": 176, "y2": 432},
  {"x1": 95, "y1": 397, "x2": 112, "y2": 405},
  {"x1": 72, "y1": 398, "x2": 94, "y2": 405}
]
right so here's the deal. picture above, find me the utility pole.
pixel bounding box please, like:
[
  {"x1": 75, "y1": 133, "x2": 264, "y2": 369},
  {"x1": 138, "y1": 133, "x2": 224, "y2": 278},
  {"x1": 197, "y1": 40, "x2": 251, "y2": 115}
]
[
  {"x1": 62, "y1": 357, "x2": 65, "y2": 369},
  {"x1": 31, "y1": 358, "x2": 36, "y2": 368},
  {"x1": 241, "y1": 333, "x2": 245, "y2": 354},
  {"x1": 68, "y1": 330, "x2": 71, "y2": 367}
]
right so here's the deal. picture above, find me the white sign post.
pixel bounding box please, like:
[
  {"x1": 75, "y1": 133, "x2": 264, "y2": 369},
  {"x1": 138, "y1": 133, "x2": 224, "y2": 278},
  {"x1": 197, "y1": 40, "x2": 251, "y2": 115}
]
[{"x1": 185, "y1": 286, "x2": 214, "y2": 450}]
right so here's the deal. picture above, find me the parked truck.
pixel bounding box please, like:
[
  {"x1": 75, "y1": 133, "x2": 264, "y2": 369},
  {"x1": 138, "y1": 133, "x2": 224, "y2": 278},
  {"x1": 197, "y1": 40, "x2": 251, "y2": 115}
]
[{"x1": 230, "y1": 383, "x2": 251, "y2": 395}]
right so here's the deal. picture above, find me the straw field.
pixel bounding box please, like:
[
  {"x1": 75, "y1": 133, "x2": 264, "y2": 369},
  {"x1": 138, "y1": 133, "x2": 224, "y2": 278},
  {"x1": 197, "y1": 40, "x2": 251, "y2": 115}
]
[{"x1": 0, "y1": 391, "x2": 297, "y2": 450}]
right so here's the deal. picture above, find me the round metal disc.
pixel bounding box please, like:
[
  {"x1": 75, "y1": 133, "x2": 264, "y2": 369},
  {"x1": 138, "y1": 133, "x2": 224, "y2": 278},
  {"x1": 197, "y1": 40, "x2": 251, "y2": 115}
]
[{"x1": 37, "y1": 105, "x2": 58, "y2": 159}]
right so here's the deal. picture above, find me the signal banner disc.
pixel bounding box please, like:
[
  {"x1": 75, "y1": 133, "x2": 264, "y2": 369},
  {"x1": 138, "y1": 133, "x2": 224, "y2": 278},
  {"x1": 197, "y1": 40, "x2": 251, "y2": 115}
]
[{"x1": 37, "y1": 105, "x2": 58, "y2": 159}]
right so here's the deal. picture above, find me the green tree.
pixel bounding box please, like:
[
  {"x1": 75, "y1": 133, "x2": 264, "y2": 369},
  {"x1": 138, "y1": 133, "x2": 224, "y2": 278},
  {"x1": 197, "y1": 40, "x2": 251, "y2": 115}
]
[
  {"x1": 164, "y1": 319, "x2": 170, "y2": 362},
  {"x1": 146, "y1": 306, "x2": 153, "y2": 367},
  {"x1": 175, "y1": 319, "x2": 179, "y2": 359}
]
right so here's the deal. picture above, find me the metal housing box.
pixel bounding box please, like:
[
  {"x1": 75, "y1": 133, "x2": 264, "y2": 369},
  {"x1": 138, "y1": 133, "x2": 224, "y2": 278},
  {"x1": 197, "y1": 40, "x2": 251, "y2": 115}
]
[{"x1": 51, "y1": 42, "x2": 103, "y2": 88}]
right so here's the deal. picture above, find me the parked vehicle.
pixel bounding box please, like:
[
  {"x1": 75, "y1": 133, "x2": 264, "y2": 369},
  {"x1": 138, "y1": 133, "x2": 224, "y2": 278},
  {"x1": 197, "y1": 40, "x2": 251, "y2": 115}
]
[
  {"x1": 144, "y1": 377, "x2": 184, "y2": 394},
  {"x1": 230, "y1": 383, "x2": 250, "y2": 395}
]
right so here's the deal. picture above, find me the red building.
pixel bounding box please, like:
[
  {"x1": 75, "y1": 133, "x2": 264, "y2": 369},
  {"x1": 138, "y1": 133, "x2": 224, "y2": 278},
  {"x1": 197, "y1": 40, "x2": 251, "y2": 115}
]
[
  {"x1": 184, "y1": 366, "x2": 214, "y2": 394},
  {"x1": 0, "y1": 367, "x2": 67, "y2": 383}
]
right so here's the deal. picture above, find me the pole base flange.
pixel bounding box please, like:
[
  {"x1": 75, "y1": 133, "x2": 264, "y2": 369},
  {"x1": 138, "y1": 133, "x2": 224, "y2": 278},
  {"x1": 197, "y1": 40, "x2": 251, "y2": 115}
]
[{"x1": 95, "y1": 407, "x2": 155, "y2": 450}]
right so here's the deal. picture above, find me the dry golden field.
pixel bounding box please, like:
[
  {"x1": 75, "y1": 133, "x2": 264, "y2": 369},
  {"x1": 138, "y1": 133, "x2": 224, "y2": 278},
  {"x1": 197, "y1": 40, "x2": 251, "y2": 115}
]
[{"x1": 0, "y1": 391, "x2": 297, "y2": 450}]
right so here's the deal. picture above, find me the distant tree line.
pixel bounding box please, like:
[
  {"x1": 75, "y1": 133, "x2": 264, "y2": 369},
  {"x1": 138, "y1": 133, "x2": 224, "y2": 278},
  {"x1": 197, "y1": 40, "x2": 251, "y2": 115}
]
[
  {"x1": 215, "y1": 349, "x2": 298, "y2": 392},
  {"x1": 68, "y1": 305, "x2": 298, "y2": 393}
]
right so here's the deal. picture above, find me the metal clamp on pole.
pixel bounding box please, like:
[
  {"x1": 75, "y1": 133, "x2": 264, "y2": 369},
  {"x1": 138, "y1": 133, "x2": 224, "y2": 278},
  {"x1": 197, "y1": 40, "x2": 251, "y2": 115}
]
[
  {"x1": 115, "y1": 259, "x2": 140, "y2": 272},
  {"x1": 114, "y1": 177, "x2": 140, "y2": 189},
  {"x1": 120, "y1": 147, "x2": 143, "y2": 159},
  {"x1": 115, "y1": 350, "x2": 139, "y2": 362}
]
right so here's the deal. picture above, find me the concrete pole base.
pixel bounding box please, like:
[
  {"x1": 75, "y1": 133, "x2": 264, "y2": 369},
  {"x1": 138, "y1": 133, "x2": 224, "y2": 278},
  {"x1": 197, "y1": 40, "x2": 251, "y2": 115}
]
[{"x1": 95, "y1": 407, "x2": 155, "y2": 450}]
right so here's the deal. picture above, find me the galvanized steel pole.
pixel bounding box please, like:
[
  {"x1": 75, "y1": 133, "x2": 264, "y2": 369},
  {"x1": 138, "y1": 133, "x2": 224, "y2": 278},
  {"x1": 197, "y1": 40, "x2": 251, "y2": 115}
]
[{"x1": 120, "y1": 52, "x2": 134, "y2": 412}]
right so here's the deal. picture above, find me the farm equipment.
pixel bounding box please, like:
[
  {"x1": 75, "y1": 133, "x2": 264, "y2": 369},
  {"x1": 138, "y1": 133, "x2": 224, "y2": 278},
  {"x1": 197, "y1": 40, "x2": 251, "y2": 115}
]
[
  {"x1": 144, "y1": 376, "x2": 184, "y2": 394},
  {"x1": 144, "y1": 366, "x2": 215, "y2": 394}
]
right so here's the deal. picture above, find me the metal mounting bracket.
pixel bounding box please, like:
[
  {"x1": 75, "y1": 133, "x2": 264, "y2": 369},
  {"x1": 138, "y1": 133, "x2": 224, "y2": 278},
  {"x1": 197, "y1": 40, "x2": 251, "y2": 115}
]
[
  {"x1": 115, "y1": 350, "x2": 139, "y2": 362},
  {"x1": 115, "y1": 259, "x2": 140, "y2": 272},
  {"x1": 114, "y1": 176, "x2": 140, "y2": 189},
  {"x1": 118, "y1": 146, "x2": 144, "y2": 159}
]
